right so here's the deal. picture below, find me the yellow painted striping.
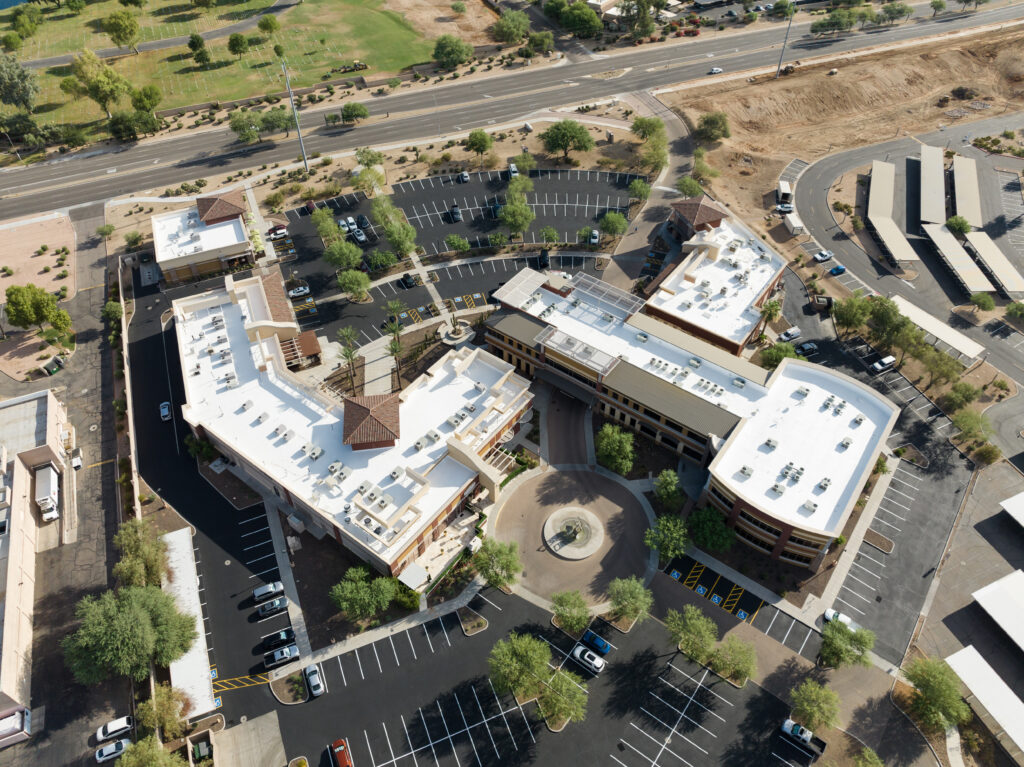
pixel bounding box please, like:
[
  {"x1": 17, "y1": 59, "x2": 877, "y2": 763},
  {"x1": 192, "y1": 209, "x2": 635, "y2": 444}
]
[
  {"x1": 86, "y1": 458, "x2": 115, "y2": 469},
  {"x1": 212, "y1": 674, "x2": 271, "y2": 692},
  {"x1": 748, "y1": 601, "x2": 764, "y2": 624},
  {"x1": 722, "y1": 584, "x2": 744, "y2": 612},
  {"x1": 706, "y1": 575, "x2": 721, "y2": 599},
  {"x1": 683, "y1": 562, "x2": 703, "y2": 590}
]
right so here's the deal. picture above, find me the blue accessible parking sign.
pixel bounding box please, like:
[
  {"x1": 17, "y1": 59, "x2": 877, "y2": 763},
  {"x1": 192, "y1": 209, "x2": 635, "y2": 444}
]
[
  {"x1": 736, "y1": 610, "x2": 748, "y2": 621},
  {"x1": 670, "y1": 570, "x2": 681, "y2": 580},
  {"x1": 696, "y1": 585, "x2": 707, "y2": 596},
  {"x1": 711, "y1": 594, "x2": 722, "y2": 605}
]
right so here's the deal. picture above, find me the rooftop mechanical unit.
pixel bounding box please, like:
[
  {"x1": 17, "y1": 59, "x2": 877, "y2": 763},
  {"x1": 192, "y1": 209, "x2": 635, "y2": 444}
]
[{"x1": 739, "y1": 465, "x2": 753, "y2": 477}]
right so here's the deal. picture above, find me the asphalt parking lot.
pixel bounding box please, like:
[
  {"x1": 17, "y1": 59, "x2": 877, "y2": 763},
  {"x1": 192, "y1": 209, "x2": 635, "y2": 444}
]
[
  {"x1": 665, "y1": 558, "x2": 823, "y2": 665},
  {"x1": 391, "y1": 169, "x2": 643, "y2": 254},
  {"x1": 276, "y1": 586, "x2": 803, "y2": 767}
]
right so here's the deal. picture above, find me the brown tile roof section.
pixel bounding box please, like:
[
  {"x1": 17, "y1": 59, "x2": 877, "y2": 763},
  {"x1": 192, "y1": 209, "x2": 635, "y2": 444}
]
[
  {"x1": 296, "y1": 330, "x2": 321, "y2": 358},
  {"x1": 669, "y1": 194, "x2": 729, "y2": 228},
  {"x1": 196, "y1": 190, "x2": 246, "y2": 223},
  {"x1": 343, "y1": 393, "x2": 401, "y2": 446},
  {"x1": 259, "y1": 266, "x2": 294, "y2": 325}
]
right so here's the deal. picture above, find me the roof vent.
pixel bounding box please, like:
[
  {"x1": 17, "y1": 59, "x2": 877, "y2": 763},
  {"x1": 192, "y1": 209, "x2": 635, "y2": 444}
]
[
  {"x1": 427, "y1": 429, "x2": 442, "y2": 443},
  {"x1": 818, "y1": 477, "x2": 832, "y2": 489},
  {"x1": 803, "y1": 500, "x2": 818, "y2": 512},
  {"x1": 688, "y1": 358, "x2": 702, "y2": 369},
  {"x1": 414, "y1": 438, "x2": 426, "y2": 451},
  {"x1": 390, "y1": 467, "x2": 404, "y2": 480},
  {"x1": 378, "y1": 497, "x2": 389, "y2": 508},
  {"x1": 853, "y1": 414, "x2": 865, "y2": 425},
  {"x1": 700, "y1": 279, "x2": 711, "y2": 288},
  {"x1": 732, "y1": 378, "x2": 745, "y2": 389},
  {"x1": 739, "y1": 465, "x2": 753, "y2": 477},
  {"x1": 796, "y1": 386, "x2": 809, "y2": 397},
  {"x1": 771, "y1": 483, "x2": 785, "y2": 495},
  {"x1": 636, "y1": 332, "x2": 649, "y2": 343},
  {"x1": 765, "y1": 438, "x2": 779, "y2": 450},
  {"x1": 840, "y1": 437, "x2": 852, "y2": 449},
  {"x1": 679, "y1": 300, "x2": 692, "y2": 310},
  {"x1": 447, "y1": 414, "x2": 462, "y2": 427},
  {"x1": 474, "y1": 381, "x2": 486, "y2": 392},
  {"x1": 357, "y1": 480, "x2": 370, "y2": 494},
  {"x1": 603, "y1": 312, "x2": 615, "y2": 322},
  {"x1": 720, "y1": 286, "x2": 728, "y2": 295}
]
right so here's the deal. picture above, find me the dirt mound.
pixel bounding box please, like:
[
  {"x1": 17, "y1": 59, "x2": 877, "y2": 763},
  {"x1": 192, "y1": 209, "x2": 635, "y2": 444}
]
[{"x1": 382, "y1": 0, "x2": 499, "y2": 47}]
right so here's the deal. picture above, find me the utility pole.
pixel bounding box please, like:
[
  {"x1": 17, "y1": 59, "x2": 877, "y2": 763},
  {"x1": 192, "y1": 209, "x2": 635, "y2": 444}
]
[
  {"x1": 281, "y1": 61, "x2": 309, "y2": 173},
  {"x1": 774, "y1": 8, "x2": 796, "y2": 79}
]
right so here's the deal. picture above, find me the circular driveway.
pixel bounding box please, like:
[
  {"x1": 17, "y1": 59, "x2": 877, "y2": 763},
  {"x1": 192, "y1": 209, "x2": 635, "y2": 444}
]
[{"x1": 494, "y1": 470, "x2": 651, "y2": 605}]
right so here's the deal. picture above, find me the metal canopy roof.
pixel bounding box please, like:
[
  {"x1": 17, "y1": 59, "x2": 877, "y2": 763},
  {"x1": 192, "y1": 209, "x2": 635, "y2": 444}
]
[{"x1": 570, "y1": 271, "x2": 644, "y2": 320}]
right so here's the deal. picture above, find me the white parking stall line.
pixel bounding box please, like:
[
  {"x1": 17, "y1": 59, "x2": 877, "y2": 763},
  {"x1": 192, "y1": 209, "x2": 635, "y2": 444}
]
[
  {"x1": 772, "y1": 752, "x2": 800, "y2": 766},
  {"x1": 241, "y1": 525, "x2": 270, "y2": 537},
  {"x1": 656, "y1": 677, "x2": 726, "y2": 722},
  {"x1": 879, "y1": 506, "x2": 906, "y2": 521},
  {"x1": 372, "y1": 642, "x2": 383, "y2": 673},
  {"x1": 248, "y1": 566, "x2": 279, "y2": 579},
  {"x1": 355, "y1": 648, "x2": 365, "y2": 680},
  {"x1": 364, "y1": 730, "x2": 377, "y2": 767},
  {"x1": 471, "y1": 687, "x2": 500, "y2": 758},
  {"x1": 781, "y1": 616, "x2": 796, "y2": 645},
  {"x1": 488, "y1": 678, "x2": 517, "y2": 750},
  {"x1": 857, "y1": 549, "x2": 887, "y2": 567},
  {"x1": 475, "y1": 592, "x2": 502, "y2": 611},
  {"x1": 888, "y1": 487, "x2": 915, "y2": 501},
  {"x1": 609, "y1": 754, "x2": 629, "y2": 767},
  {"x1": 238, "y1": 514, "x2": 265, "y2": 525},
  {"x1": 243, "y1": 539, "x2": 272, "y2": 551},
  {"x1": 851, "y1": 560, "x2": 882, "y2": 579},
  {"x1": 630, "y1": 721, "x2": 698, "y2": 765},
  {"x1": 873, "y1": 516, "x2": 902, "y2": 532},
  {"x1": 389, "y1": 634, "x2": 400, "y2": 666},
  {"x1": 766, "y1": 608, "x2": 779, "y2": 634},
  {"x1": 834, "y1": 596, "x2": 867, "y2": 615},
  {"x1": 439, "y1": 615, "x2": 452, "y2": 647},
  {"x1": 648, "y1": 692, "x2": 717, "y2": 738},
  {"x1": 840, "y1": 583, "x2": 873, "y2": 603},
  {"x1": 419, "y1": 709, "x2": 441, "y2": 767},
  {"x1": 406, "y1": 630, "x2": 418, "y2": 660},
  {"x1": 845, "y1": 573, "x2": 877, "y2": 592},
  {"x1": 381, "y1": 722, "x2": 398, "y2": 767},
  {"x1": 893, "y1": 470, "x2": 920, "y2": 485},
  {"x1": 435, "y1": 701, "x2": 463, "y2": 767},
  {"x1": 884, "y1": 497, "x2": 910, "y2": 511},
  {"x1": 641, "y1": 706, "x2": 709, "y2": 754},
  {"x1": 666, "y1": 663, "x2": 734, "y2": 707},
  {"x1": 245, "y1": 552, "x2": 275, "y2": 565},
  {"x1": 798, "y1": 627, "x2": 813, "y2": 655},
  {"x1": 400, "y1": 715, "x2": 421, "y2": 767},
  {"x1": 338, "y1": 656, "x2": 347, "y2": 686},
  {"x1": 515, "y1": 695, "x2": 535, "y2": 743}
]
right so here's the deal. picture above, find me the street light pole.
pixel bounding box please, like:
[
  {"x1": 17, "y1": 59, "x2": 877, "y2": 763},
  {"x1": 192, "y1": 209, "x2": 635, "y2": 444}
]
[
  {"x1": 281, "y1": 61, "x2": 309, "y2": 173},
  {"x1": 774, "y1": 8, "x2": 796, "y2": 79},
  {"x1": 1, "y1": 131, "x2": 21, "y2": 162}
]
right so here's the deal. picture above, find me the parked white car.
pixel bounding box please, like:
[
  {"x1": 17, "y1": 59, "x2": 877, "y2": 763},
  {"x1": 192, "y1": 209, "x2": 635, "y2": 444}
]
[
  {"x1": 96, "y1": 716, "x2": 133, "y2": 743},
  {"x1": 95, "y1": 739, "x2": 131, "y2": 763}
]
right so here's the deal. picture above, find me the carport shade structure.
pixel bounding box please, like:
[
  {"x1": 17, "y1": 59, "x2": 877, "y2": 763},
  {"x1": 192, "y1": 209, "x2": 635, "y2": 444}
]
[
  {"x1": 921, "y1": 223, "x2": 994, "y2": 295},
  {"x1": 999, "y1": 490, "x2": 1024, "y2": 529},
  {"x1": 919, "y1": 145, "x2": 947, "y2": 227},
  {"x1": 952, "y1": 155, "x2": 984, "y2": 230},
  {"x1": 867, "y1": 160, "x2": 919, "y2": 265},
  {"x1": 971, "y1": 569, "x2": 1024, "y2": 656},
  {"x1": 964, "y1": 231, "x2": 1024, "y2": 300},
  {"x1": 946, "y1": 646, "x2": 1024, "y2": 764},
  {"x1": 890, "y1": 295, "x2": 984, "y2": 360}
]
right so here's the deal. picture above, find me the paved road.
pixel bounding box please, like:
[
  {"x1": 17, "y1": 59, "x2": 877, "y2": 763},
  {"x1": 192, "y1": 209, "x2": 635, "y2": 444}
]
[{"x1": 3, "y1": 3, "x2": 1023, "y2": 220}]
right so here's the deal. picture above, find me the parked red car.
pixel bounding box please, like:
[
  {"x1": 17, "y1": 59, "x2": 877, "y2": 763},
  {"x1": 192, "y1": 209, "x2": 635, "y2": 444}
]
[{"x1": 331, "y1": 738, "x2": 353, "y2": 767}]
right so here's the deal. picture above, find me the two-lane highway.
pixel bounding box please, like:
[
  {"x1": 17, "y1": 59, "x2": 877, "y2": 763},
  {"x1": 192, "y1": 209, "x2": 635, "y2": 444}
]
[{"x1": 2, "y1": 4, "x2": 1023, "y2": 220}]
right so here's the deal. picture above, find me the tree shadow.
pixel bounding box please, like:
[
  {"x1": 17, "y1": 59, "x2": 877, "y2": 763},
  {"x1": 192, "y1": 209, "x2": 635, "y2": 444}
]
[
  {"x1": 176, "y1": 60, "x2": 233, "y2": 75},
  {"x1": 163, "y1": 11, "x2": 202, "y2": 23},
  {"x1": 163, "y1": 51, "x2": 193, "y2": 63},
  {"x1": 149, "y1": 2, "x2": 195, "y2": 16},
  {"x1": 849, "y1": 693, "x2": 929, "y2": 767},
  {"x1": 33, "y1": 101, "x2": 63, "y2": 114}
]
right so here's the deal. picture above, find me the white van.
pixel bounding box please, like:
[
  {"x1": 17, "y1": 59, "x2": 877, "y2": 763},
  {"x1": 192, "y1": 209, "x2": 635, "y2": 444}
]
[
  {"x1": 871, "y1": 355, "x2": 895, "y2": 373},
  {"x1": 253, "y1": 581, "x2": 284, "y2": 603}
]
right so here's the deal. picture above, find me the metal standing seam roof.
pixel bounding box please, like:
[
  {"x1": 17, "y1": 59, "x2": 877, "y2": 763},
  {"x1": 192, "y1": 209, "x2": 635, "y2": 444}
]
[
  {"x1": 972, "y1": 569, "x2": 1024, "y2": 655},
  {"x1": 921, "y1": 224, "x2": 994, "y2": 294},
  {"x1": 867, "y1": 160, "x2": 895, "y2": 220},
  {"x1": 952, "y1": 155, "x2": 984, "y2": 229},
  {"x1": 919, "y1": 145, "x2": 947, "y2": 226},
  {"x1": 890, "y1": 295, "x2": 985, "y2": 359},
  {"x1": 870, "y1": 217, "x2": 920, "y2": 263},
  {"x1": 964, "y1": 231, "x2": 1024, "y2": 297},
  {"x1": 946, "y1": 646, "x2": 1024, "y2": 761},
  {"x1": 1000, "y1": 490, "x2": 1024, "y2": 528}
]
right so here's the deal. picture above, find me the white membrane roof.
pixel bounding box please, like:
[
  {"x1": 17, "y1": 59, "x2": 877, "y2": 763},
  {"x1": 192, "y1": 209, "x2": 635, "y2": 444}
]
[
  {"x1": 175, "y1": 287, "x2": 524, "y2": 565},
  {"x1": 647, "y1": 216, "x2": 785, "y2": 343},
  {"x1": 946, "y1": 646, "x2": 1024, "y2": 758},
  {"x1": 972, "y1": 570, "x2": 1024, "y2": 655},
  {"x1": 710, "y1": 360, "x2": 898, "y2": 537},
  {"x1": 153, "y1": 207, "x2": 247, "y2": 264}
]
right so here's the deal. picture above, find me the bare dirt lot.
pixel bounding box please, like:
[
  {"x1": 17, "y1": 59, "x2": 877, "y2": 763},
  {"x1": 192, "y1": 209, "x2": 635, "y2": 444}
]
[
  {"x1": 383, "y1": 0, "x2": 499, "y2": 47},
  {"x1": 660, "y1": 28, "x2": 1024, "y2": 238}
]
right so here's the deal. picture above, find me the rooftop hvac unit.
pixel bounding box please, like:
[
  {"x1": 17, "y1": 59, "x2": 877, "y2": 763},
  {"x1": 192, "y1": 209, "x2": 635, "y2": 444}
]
[
  {"x1": 688, "y1": 358, "x2": 702, "y2": 369},
  {"x1": 765, "y1": 438, "x2": 779, "y2": 450},
  {"x1": 474, "y1": 381, "x2": 486, "y2": 392},
  {"x1": 759, "y1": 252, "x2": 770, "y2": 260},
  {"x1": 414, "y1": 439, "x2": 426, "y2": 451},
  {"x1": 818, "y1": 478, "x2": 832, "y2": 489},
  {"x1": 329, "y1": 461, "x2": 344, "y2": 476},
  {"x1": 427, "y1": 429, "x2": 442, "y2": 443},
  {"x1": 853, "y1": 414, "x2": 865, "y2": 425},
  {"x1": 357, "y1": 480, "x2": 370, "y2": 495},
  {"x1": 740, "y1": 465, "x2": 753, "y2": 477},
  {"x1": 378, "y1": 497, "x2": 389, "y2": 509},
  {"x1": 338, "y1": 466, "x2": 352, "y2": 481},
  {"x1": 390, "y1": 467, "x2": 404, "y2": 480},
  {"x1": 458, "y1": 409, "x2": 471, "y2": 421},
  {"x1": 771, "y1": 483, "x2": 785, "y2": 495},
  {"x1": 732, "y1": 378, "x2": 745, "y2": 389},
  {"x1": 803, "y1": 500, "x2": 818, "y2": 512},
  {"x1": 729, "y1": 258, "x2": 740, "y2": 268},
  {"x1": 795, "y1": 387, "x2": 809, "y2": 397},
  {"x1": 465, "y1": 403, "x2": 476, "y2": 412},
  {"x1": 344, "y1": 503, "x2": 352, "y2": 513},
  {"x1": 700, "y1": 279, "x2": 711, "y2": 288},
  {"x1": 257, "y1": 412, "x2": 269, "y2": 423},
  {"x1": 447, "y1": 415, "x2": 462, "y2": 428},
  {"x1": 572, "y1": 298, "x2": 581, "y2": 307},
  {"x1": 636, "y1": 332, "x2": 649, "y2": 343},
  {"x1": 367, "y1": 491, "x2": 377, "y2": 502},
  {"x1": 720, "y1": 286, "x2": 728, "y2": 295},
  {"x1": 679, "y1": 369, "x2": 690, "y2": 378},
  {"x1": 603, "y1": 312, "x2": 615, "y2": 322},
  {"x1": 680, "y1": 301, "x2": 691, "y2": 310},
  {"x1": 840, "y1": 437, "x2": 852, "y2": 449}
]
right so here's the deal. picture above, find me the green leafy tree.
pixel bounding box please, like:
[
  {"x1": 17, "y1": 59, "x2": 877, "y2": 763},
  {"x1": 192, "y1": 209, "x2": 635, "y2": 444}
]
[
  {"x1": 820, "y1": 620, "x2": 875, "y2": 668},
  {"x1": 489, "y1": 632, "x2": 550, "y2": 699},
  {"x1": 930, "y1": 0, "x2": 946, "y2": 13},
  {"x1": 353, "y1": 167, "x2": 385, "y2": 197},
  {"x1": 642, "y1": 135, "x2": 668, "y2": 173},
  {"x1": 311, "y1": 206, "x2": 339, "y2": 241},
  {"x1": 493, "y1": 9, "x2": 531, "y2": 42},
  {"x1": 551, "y1": 590, "x2": 591, "y2": 634},
  {"x1": 342, "y1": 102, "x2": 370, "y2": 124},
  {"x1": 273, "y1": 43, "x2": 285, "y2": 57},
  {"x1": 952, "y1": 409, "x2": 991, "y2": 441},
  {"x1": 920, "y1": 346, "x2": 961, "y2": 388},
  {"x1": 119, "y1": 0, "x2": 147, "y2": 8},
  {"x1": 5, "y1": 284, "x2": 57, "y2": 331},
  {"x1": 618, "y1": 0, "x2": 655, "y2": 38},
  {"x1": 867, "y1": 295, "x2": 908, "y2": 349},
  {"x1": 124, "y1": 230, "x2": 144, "y2": 251},
  {"x1": 760, "y1": 342, "x2": 798, "y2": 370},
  {"x1": 329, "y1": 566, "x2": 396, "y2": 621},
  {"x1": 512, "y1": 152, "x2": 537, "y2": 172},
  {"x1": 338, "y1": 270, "x2": 371, "y2": 300},
  {"x1": 695, "y1": 111, "x2": 731, "y2": 142},
  {"x1": 790, "y1": 679, "x2": 840, "y2": 730},
  {"x1": 540, "y1": 226, "x2": 560, "y2": 243},
  {"x1": 62, "y1": 51, "x2": 131, "y2": 118},
  {"x1": 451, "y1": 1, "x2": 466, "y2": 12},
  {"x1": 687, "y1": 507, "x2": 735, "y2": 553},
  {"x1": 324, "y1": 240, "x2": 363, "y2": 271},
  {"x1": 630, "y1": 116, "x2": 665, "y2": 142},
  {"x1": 974, "y1": 443, "x2": 1002, "y2": 465},
  {"x1": 970, "y1": 292, "x2": 994, "y2": 312},
  {"x1": 599, "y1": 211, "x2": 628, "y2": 236},
  {"x1": 499, "y1": 199, "x2": 535, "y2": 237},
  {"x1": 607, "y1": 576, "x2": 652, "y2": 625},
  {"x1": 891, "y1": 321, "x2": 924, "y2": 364},
  {"x1": 653, "y1": 469, "x2": 680, "y2": 509},
  {"x1": 676, "y1": 176, "x2": 703, "y2": 198},
  {"x1": 943, "y1": 381, "x2": 979, "y2": 412},
  {"x1": 228, "y1": 111, "x2": 259, "y2": 143},
  {"x1": 117, "y1": 736, "x2": 187, "y2": 767},
  {"x1": 1006, "y1": 301, "x2": 1024, "y2": 321},
  {"x1": 945, "y1": 215, "x2": 971, "y2": 235},
  {"x1": 384, "y1": 221, "x2": 418, "y2": 255},
  {"x1": 539, "y1": 669, "x2": 588, "y2": 724},
  {"x1": 50, "y1": 308, "x2": 72, "y2": 335},
  {"x1": 758, "y1": 297, "x2": 782, "y2": 335},
  {"x1": 665, "y1": 605, "x2": 718, "y2": 664},
  {"x1": 62, "y1": 586, "x2": 196, "y2": 684},
  {"x1": 388, "y1": 336, "x2": 403, "y2": 373},
  {"x1": 473, "y1": 538, "x2": 523, "y2": 590},
  {"x1": 507, "y1": 175, "x2": 534, "y2": 198},
  {"x1": 112, "y1": 518, "x2": 168, "y2": 589},
  {"x1": 228, "y1": 33, "x2": 250, "y2": 60},
  {"x1": 539, "y1": 119, "x2": 595, "y2": 160},
  {"x1": 258, "y1": 15, "x2": 281, "y2": 35},
  {"x1": 130, "y1": 84, "x2": 162, "y2": 117},
  {"x1": 102, "y1": 300, "x2": 123, "y2": 324},
  {"x1": 0, "y1": 53, "x2": 39, "y2": 112},
  {"x1": 561, "y1": 1, "x2": 604, "y2": 36},
  {"x1": 187, "y1": 32, "x2": 206, "y2": 53},
  {"x1": 384, "y1": 299, "x2": 407, "y2": 323},
  {"x1": 194, "y1": 47, "x2": 212, "y2": 67},
  {"x1": 854, "y1": 747, "x2": 885, "y2": 767},
  {"x1": 465, "y1": 129, "x2": 494, "y2": 168},
  {"x1": 490, "y1": 232, "x2": 508, "y2": 248},
  {"x1": 67, "y1": 0, "x2": 87, "y2": 14},
  {"x1": 444, "y1": 234, "x2": 471, "y2": 253},
  {"x1": 260, "y1": 106, "x2": 295, "y2": 137},
  {"x1": 644, "y1": 515, "x2": 687, "y2": 563},
  {"x1": 881, "y1": 2, "x2": 912, "y2": 22},
  {"x1": 1, "y1": 33, "x2": 21, "y2": 53},
  {"x1": 529, "y1": 30, "x2": 555, "y2": 52},
  {"x1": 595, "y1": 423, "x2": 633, "y2": 475},
  {"x1": 10, "y1": 5, "x2": 41, "y2": 38},
  {"x1": 105, "y1": 10, "x2": 141, "y2": 53},
  {"x1": 96, "y1": 224, "x2": 116, "y2": 240},
  {"x1": 433, "y1": 34, "x2": 473, "y2": 69},
  {"x1": 710, "y1": 635, "x2": 757, "y2": 684},
  {"x1": 629, "y1": 179, "x2": 651, "y2": 200},
  {"x1": 355, "y1": 146, "x2": 385, "y2": 167},
  {"x1": 136, "y1": 683, "x2": 190, "y2": 739},
  {"x1": 832, "y1": 290, "x2": 871, "y2": 337}
]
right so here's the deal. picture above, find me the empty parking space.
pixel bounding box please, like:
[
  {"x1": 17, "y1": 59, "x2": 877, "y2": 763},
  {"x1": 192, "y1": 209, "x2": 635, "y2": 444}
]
[{"x1": 996, "y1": 171, "x2": 1024, "y2": 257}]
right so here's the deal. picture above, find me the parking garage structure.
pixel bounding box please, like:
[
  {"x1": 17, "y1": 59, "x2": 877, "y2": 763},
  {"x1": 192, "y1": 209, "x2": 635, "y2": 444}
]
[
  {"x1": 486, "y1": 268, "x2": 899, "y2": 569},
  {"x1": 172, "y1": 267, "x2": 532, "y2": 587}
]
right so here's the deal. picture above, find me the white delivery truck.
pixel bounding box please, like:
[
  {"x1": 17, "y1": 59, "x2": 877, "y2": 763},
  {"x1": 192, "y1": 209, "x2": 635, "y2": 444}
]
[{"x1": 35, "y1": 464, "x2": 60, "y2": 522}]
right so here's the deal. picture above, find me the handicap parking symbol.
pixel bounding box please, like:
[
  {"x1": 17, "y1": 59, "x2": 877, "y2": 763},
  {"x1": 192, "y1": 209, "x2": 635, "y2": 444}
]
[
  {"x1": 670, "y1": 570, "x2": 681, "y2": 580},
  {"x1": 214, "y1": 697, "x2": 222, "y2": 709},
  {"x1": 711, "y1": 594, "x2": 722, "y2": 605},
  {"x1": 210, "y1": 668, "x2": 218, "y2": 679},
  {"x1": 695, "y1": 585, "x2": 707, "y2": 596},
  {"x1": 454, "y1": 296, "x2": 463, "y2": 303},
  {"x1": 736, "y1": 609, "x2": 748, "y2": 621}
]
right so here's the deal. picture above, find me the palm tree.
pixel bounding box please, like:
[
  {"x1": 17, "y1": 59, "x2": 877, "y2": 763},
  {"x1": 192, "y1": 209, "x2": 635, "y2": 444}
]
[
  {"x1": 341, "y1": 345, "x2": 359, "y2": 394},
  {"x1": 336, "y1": 326, "x2": 358, "y2": 350},
  {"x1": 388, "y1": 337, "x2": 403, "y2": 377},
  {"x1": 384, "y1": 299, "x2": 407, "y2": 323},
  {"x1": 384, "y1": 320, "x2": 403, "y2": 340},
  {"x1": 758, "y1": 299, "x2": 781, "y2": 338}
]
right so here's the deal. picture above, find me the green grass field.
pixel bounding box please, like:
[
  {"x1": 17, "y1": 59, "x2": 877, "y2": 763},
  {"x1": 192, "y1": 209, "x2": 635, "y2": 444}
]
[
  {"x1": 2, "y1": 0, "x2": 276, "y2": 62},
  {"x1": 26, "y1": 0, "x2": 434, "y2": 128}
]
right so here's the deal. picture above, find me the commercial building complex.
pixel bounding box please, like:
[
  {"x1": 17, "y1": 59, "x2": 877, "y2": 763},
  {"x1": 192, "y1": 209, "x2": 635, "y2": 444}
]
[
  {"x1": 486, "y1": 267, "x2": 898, "y2": 569},
  {"x1": 172, "y1": 269, "x2": 532, "y2": 587},
  {"x1": 0, "y1": 390, "x2": 74, "y2": 748},
  {"x1": 152, "y1": 191, "x2": 254, "y2": 285}
]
